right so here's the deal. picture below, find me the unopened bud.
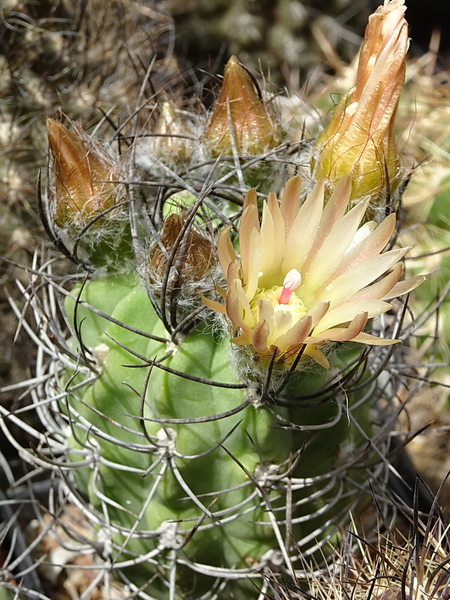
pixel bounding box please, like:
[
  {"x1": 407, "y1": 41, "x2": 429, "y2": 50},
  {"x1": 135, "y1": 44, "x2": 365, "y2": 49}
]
[
  {"x1": 152, "y1": 102, "x2": 194, "y2": 164},
  {"x1": 148, "y1": 213, "x2": 215, "y2": 288},
  {"x1": 47, "y1": 118, "x2": 121, "y2": 231},
  {"x1": 314, "y1": 0, "x2": 408, "y2": 206},
  {"x1": 204, "y1": 56, "x2": 279, "y2": 157}
]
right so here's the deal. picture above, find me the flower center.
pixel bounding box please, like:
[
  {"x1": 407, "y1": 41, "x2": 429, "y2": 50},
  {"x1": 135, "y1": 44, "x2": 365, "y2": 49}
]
[
  {"x1": 250, "y1": 269, "x2": 307, "y2": 327},
  {"x1": 278, "y1": 269, "x2": 302, "y2": 304}
]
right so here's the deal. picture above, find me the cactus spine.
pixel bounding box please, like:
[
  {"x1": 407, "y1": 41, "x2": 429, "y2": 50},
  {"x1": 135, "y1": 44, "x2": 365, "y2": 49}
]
[{"x1": 1, "y1": 2, "x2": 434, "y2": 599}]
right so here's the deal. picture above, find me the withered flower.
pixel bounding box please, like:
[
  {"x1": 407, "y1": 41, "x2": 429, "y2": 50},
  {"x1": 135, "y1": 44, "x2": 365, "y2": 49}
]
[
  {"x1": 47, "y1": 118, "x2": 121, "y2": 231},
  {"x1": 314, "y1": 0, "x2": 408, "y2": 204},
  {"x1": 204, "y1": 176, "x2": 423, "y2": 369},
  {"x1": 148, "y1": 213, "x2": 215, "y2": 289},
  {"x1": 204, "y1": 56, "x2": 279, "y2": 157}
]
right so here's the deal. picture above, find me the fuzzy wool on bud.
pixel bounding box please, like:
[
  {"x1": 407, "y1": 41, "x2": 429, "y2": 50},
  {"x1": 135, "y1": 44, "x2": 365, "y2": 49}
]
[
  {"x1": 204, "y1": 55, "x2": 280, "y2": 157},
  {"x1": 47, "y1": 118, "x2": 121, "y2": 231}
]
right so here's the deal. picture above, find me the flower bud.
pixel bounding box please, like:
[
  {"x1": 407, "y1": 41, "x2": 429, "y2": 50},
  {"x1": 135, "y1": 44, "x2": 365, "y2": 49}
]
[
  {"x1": 47, "y1": 118, "x2": 121, "y2": 231},
  {"x1": 148, "y1": 213, "x2": 215, "y2": 289},
  {"x1": 314, "y1": 0, "x2": 408, "y2": 205},
  {"x1": 151, "y1": 102, "x2": 194, "y2": 164},
  {"x1": 204, "y1": 55, "x2": 279, "y2": 157}
]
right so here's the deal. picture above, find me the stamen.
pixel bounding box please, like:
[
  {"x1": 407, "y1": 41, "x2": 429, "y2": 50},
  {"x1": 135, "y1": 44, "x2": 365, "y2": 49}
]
[{"x1": 279, "y1": 269, "x2": 301, "y2": 305}]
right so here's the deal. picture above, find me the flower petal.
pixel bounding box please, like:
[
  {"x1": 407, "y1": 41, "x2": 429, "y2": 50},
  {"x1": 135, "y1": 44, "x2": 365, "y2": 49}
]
[
  {"x1": 280, "y1": 176, "x2": 302, "y2": 236},
  {"x1": 308, "y1": 300, "x2": 330, "y2": 327},
  {"x1": 259, "y1": 199, "x2": 280, "y2": 285},
  {"x1": 282, "y1": 179, "x2": 324, "y2": 274},
  {"x1": 217, "y1": 227, "x2": 236, "y2": 275},
  {"x1": 304, "y1": 197, "x2": 370, "y2": 292},
  {"x1": 351, "y1": 331, "x2": 399, "y2": 345},
  {"x1": 252, "y1": 319, "x2": 270, "y2": 352},
  {"x1": 350, "y1": 263, "x2": 402, "y2": 303},
  {"x1": 332, "y1": 213, "x2": 396, "y2": 281},
  {"x1": 273, "y1": 308, "x2": 293, "y2": 339},
  {"x1": 257, "y1": 297, "x2": 273, "y2": 320},
  {"x1": 276, "y1": 314, "x2": 312, "y2": 348},
  {"x1": 319, "y1": 246, "x2": 410, "y2": 305},
  {"x1": 226, "y1": 280, "x2": 253, "y2": 335},
  {"x1": 316, "y1": 312, "x2": 368, "y2": 342},
  {"x1": 201, "y1": 295, "x2": 227, "y2": 314},
  {"x1": 245, "y1": 227, "x2": 264, "y2": 301},
  {"x1": 304, "y1": 345, "x2": 330, "y2": 369},
  {"x1": 314, "y1": 299, "x2": 391, "y2": 333},
  {"x1": 382, "y1": 275, "x2": 426, "y2": 300}
]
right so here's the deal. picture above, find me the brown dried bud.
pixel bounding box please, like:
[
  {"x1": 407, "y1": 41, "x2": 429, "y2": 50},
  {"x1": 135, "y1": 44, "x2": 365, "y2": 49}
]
[
  {"x1": 148, "y1": 213, "x2": 215, "y2": 287},
  {"x1": 47, "y1": 118, "x2": 120, "y2": 230},
  {"x1": 204, "y1": 56, "x2": 278, "y2": 157}
]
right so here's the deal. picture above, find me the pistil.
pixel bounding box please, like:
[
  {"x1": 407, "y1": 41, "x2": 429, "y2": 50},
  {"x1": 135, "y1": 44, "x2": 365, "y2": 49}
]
[{"x1": 278, "y1": 269, "x2": 301, "y2": 305}]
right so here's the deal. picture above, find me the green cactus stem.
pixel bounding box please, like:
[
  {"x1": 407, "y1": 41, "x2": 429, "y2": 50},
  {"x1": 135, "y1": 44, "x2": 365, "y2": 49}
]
[{"x1": 57, "y1": 270, "x2": 395, "y2": 599}]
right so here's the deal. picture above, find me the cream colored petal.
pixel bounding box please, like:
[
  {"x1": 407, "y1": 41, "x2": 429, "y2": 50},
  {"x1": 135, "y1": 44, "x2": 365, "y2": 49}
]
[
  {"x1": 276, "y1": 314, "x2": 312, "y2": 348},
  {"x1": 226, "y1": 286, "x2": 248, "y2": 333},
  {"x1": 201, "y1": 295, "x2": 227, "y2": 315},
  {"x1": 280, "y1": 176, "x2": 302, "y2": 237},
  {"x1": 312, "y1": 176, "x2": 351, "y2": 247},
  {"x1": 216, "y1": 285, "x2": 227, "y2": 299},
  {"x1": 245, "y1": 227, "x2": 264, "y2": 300},
  {"x1": 227, "y1": 282, "x2": 254, "y2": 337},
  {"x1": 232, "y1": 335, "x2": 253, "y2": 345},
  {"x1": 243, "y1": 187, "x2": 258, "y2": 211},
  {"x1": 259, "y1": 200, "x2": 280, "y2": 285},
  {"x1": 226, "y1": 260, "x2": 240, "y2": 288},
  {"x1": 268, "y1": 191, "x2": 285, "y2": 242},
  {"x1": 351, "y1": 331, "x2": 399, "y2": 345},
  {"x1": 258, "y1": 298, "x2": 275, "y2": 330},
  {"x1": 307, "y1": 300, "x2": 330, "y2": 327},
  {"x1": 314, "y1": 299, "x2": 391, "y2": 333},
  {"x1": 304, "y1": 197, "x2": 370, "y2": 292},
  {"x1": 260, "y1": 200, "x2": 274, "y2": 247},
  {"x1": 316, "y1": 312, "x2": 368, "y2": 342},
  {"x1": 239, "y1": 203, "x2": 259, "y2": 283},
  {"x1": 350, "y1": 264, "x2": 402, "y2": 303},
  {"x1": 234, "y1": 278, "x2": 253, "y2": 326},
  {"x1": 304, "y1": 345, "x2": 330, "y2": 369},
  {"x1": 252, "y1": 319, "x2": 270, "y2": 353},
  {"x1": 319, "y1": 246, "x2": 410, "y2": 305},
  {"x1": 346, "y1": 221, "x2": 377, "y2": 253},
  {"x1": 282, "y1": 180, "x2": 324, "y2": 274},
  {"x1": 381, "y1": 275, "x2": 425, "y2": 300},
  {"x1": 218, "y1": 227, "x2": 236, "y2": 275},
  {"x1": 332, "y1": 213, "x2": 396, "y2": 281},
  {"x1": 273, "y1": 309, "x2": 293, "y2": 339}
]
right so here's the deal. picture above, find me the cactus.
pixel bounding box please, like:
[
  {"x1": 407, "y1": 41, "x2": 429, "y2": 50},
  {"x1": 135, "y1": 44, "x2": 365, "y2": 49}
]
[{"x1": 2, "y1": 1, "x2": 443, "y2": 599}]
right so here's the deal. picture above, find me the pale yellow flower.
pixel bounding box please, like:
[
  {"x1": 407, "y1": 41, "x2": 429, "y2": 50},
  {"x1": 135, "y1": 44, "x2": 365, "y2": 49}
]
[
  {"x1": 314, "y1": 0, "x2": 408, "y2": 203},
  {"x1": 204, "y1": 176, "x2": 423, "y2": 368}
]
